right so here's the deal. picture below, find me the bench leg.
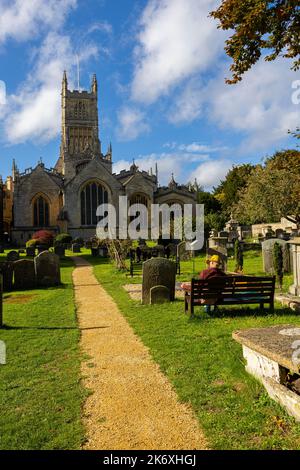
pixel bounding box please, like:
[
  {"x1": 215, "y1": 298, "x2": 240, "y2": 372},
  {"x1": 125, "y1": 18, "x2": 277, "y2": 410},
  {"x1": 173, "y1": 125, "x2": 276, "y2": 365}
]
[
  {"x1": 190, "y1": 301, "x2": 194, "y2": 318},
  {"x1": 269, "y1": 300, "x2": 274, "y2": 314}
]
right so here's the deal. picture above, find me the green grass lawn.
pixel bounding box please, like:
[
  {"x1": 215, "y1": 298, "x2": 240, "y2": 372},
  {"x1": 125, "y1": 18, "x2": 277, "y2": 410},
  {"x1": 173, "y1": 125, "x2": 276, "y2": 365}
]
[
  {"x1": 0, "y1": 258, "x2": 87, "y2": 450},
  {"x1": 84, "y1": 253, "x2": 300, "y2": 450}
]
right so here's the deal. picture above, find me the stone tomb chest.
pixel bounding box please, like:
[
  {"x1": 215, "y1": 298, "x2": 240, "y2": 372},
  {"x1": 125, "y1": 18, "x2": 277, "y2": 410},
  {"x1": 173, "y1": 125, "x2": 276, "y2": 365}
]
[{"x1": 233, "y1": 325, "x2": 300, "y2": 421}]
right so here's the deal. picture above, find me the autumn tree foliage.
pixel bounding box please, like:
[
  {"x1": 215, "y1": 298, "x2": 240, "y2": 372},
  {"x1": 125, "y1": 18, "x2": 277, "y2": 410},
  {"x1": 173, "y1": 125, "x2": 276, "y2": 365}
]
[{"x1": 210, "y1": 0, "x2": 300, "y2": 84}]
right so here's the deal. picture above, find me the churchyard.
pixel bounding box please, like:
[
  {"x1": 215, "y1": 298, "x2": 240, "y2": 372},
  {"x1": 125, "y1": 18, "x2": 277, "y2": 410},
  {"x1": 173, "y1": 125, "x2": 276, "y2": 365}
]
[{"x1": 1, "y1": 245, "x2": 300, "y2": 450}]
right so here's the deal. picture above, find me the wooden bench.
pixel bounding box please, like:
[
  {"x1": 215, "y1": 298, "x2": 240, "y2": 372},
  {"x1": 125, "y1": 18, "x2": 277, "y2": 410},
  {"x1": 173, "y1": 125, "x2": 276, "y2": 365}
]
[{"x1": 184, "y1": 275, "x2": 275, "y2": 316}]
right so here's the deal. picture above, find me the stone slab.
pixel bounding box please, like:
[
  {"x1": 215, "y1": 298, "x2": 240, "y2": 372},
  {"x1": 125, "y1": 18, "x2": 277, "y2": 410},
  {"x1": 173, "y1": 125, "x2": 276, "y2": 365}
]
[{"x1": 233, "y1": 325, "x2": 300, "y2": 374}]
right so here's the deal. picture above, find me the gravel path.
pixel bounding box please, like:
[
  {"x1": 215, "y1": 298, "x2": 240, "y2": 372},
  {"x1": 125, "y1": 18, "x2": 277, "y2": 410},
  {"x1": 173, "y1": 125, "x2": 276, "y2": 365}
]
[{"x1": 72, "y1": 257, "x2": 208, "y2": 450}]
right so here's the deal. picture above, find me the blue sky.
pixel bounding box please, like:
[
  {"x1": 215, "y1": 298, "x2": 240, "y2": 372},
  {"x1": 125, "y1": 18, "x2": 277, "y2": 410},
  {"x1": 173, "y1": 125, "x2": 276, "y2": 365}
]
[{"x1": 0, "y1": 0, "x2": 299, "y2": 190}]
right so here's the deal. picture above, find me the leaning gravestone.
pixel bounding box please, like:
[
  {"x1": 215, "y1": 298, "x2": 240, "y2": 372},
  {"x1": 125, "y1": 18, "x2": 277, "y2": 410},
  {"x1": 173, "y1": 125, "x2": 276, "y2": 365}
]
[
  {"x1": 34, "y1": 252, "x2": 60, "y2": 287},
  {"x1": 177, "y1": 241, "x2": 190, "y2": 261},
  {"x1": 261, "y1": 238, "x2": 290, "y2": 274},
  {"x1": 142, "y1": 257, "x2": 176, "y2": 305},
  {"x1": 0, "y1": 262, "x2": 13, "y2": 291},
  {"x1": 13, "y1": 259, "x2": 36, "y2": 290},
  {"x1": 7, "y1": 251, "x2": 19, "y2": 262}
]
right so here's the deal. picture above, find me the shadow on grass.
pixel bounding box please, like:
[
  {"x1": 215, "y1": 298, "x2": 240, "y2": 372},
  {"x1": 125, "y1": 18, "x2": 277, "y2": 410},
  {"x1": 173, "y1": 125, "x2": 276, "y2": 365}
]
[
  {"x1": 0, "y1": 325, "x2": 110, "y2": 331},
  {"x1": 187, "y1": 305, "x2": 297, "y2": 320}
]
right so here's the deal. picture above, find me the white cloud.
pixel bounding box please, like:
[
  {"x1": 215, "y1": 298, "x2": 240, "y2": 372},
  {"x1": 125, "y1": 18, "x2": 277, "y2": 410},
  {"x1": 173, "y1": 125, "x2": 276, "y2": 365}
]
[
  {"x1": 191, "y1": 159, "x2": 233, "y2": 190},
  {"x1": 88, "y1": 21, "x2": 113, "y2": 35},
  {"x1": 0, "y1": 0, "x2": 77, "y2": 45},
  {"x1": 165, "y1": 142, "x2": 228, "y2": 153},
  {"x1": 131, "y1": 0, "x2": 224, "y2": 104},
  {"x1": 117, "y1": 107, "x2": 150, "y2": 141},
  {"x1": 207, "y1": 58, "x2": 300, "y2": 151},
  {"x1": 168, "y1": 79, "x2": 204, "y2": 124},
  {"x1": 0, "y1": 80, "x2": 6, "y2": 105},
  {"x1": 3, "y1": 32, "x2": 98, "y2": 143}
]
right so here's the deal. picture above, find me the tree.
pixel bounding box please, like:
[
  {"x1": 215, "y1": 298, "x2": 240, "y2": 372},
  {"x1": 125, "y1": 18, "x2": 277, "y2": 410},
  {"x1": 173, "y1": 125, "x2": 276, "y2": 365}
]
[
  {"x1": 214, "y1": 164, "x2": 255, "y2": 218},
  {"x1": 210, "y1": 0, "x2": 300, "y2": 84},
  {"x1": 234, "y1": 239, "x2": 244, "y2": 273},
  {"x1": 234, "y1": 150, "x2": 300, "y2": 226}
]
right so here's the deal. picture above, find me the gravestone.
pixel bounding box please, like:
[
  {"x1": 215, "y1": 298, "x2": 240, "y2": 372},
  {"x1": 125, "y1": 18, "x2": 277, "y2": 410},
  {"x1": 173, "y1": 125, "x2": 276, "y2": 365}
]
[
  {"x1": 150, "y1": 285, "x2": 170, "y2": 304},
  {"x1": 26, "y1": 246, "x2": 36, "y2": 257},
  {"x1": 85, "y1": 241, "x2": 92, "y2": 249},
  {"x1": 54, "y1": 245, "x2": 65, "y2": 259},
  {"x1": 177, "y1": 241, "x2": 190, "y2": 261},
  {"x1": 0, "y1": 246, "x2": 4, "y2": 254},
  {"x1": 34, "y1": 251, "x2": 60, "y2": 287},
  {"x1": 142, "y1": 257, "x2": 176, "y2": 305},
  {"x1": 261, "y1": 238, "x2": 290, "y2": 274},
  {"x1": 91, "y1": 247, "x2": 99, "y2": 257},
  {"x1": 13, "y1": 259, "x2": 36, "y2": 290},
  {"x1": 0, "y1": 262, "x2": 13, "y2": 291},
  {"x1": 7, "y1": 251, "x2": 19, "y2": 262},
  {"x1": 233, "y1": 325, "x2": 300, "y2": 421},
  {"x1": 288, "y1": 238, "x2": 300, "y2": 296},
  {"x1": 72, "y1": 243, "x2": 81, "y2": 253}
]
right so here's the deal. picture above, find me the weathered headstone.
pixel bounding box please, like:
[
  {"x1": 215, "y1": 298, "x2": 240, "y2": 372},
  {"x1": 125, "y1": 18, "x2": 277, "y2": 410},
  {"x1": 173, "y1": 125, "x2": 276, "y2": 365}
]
[
  {"x1": 0, "y1": 246, "x2": 4, "y2": 254},
  {"x1": 34, "y1": 252, "x2": 60, "y2": 287},
  {"x1": 91, "y1": 247, "x2": 99, "y2": 257},
  {"x1": 13, "y1": 259, "x2": 36, "y2": 290},
  {"x1": 262, "y1": 238, "x2": 290, "y2": 274},
  {"x1": 177, "y1": 241, "x2": 190, "y2": 261},
  {"x1": 0, "y1": 262, "x2": 13, "y2": 291},
  {"x1": 72, "y1": 243, "x2": 81, "y2": 253},
  {"x1": 142, "y1": 257, "x2": 176, "y2": 305},
  {"x1": 85, "y1": 241, "x2": 92, "y2": 249},
  {"x1": 54, "y1": 245, "x2": 65, "y2": 259},
  {"x1": 150, "y1": 285, "x2": 170, "y2": 304},
  {"x1": 26, "y1": 246, "x2": 36, "y2": 257},
  {"x1": 7, "y1": 251, "x2": 19, "y2": 262}
]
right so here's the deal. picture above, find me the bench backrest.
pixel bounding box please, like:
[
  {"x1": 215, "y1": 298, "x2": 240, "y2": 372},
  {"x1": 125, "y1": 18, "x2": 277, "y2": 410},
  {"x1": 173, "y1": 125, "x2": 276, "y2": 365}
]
[{"x1": 191, "y1": 276, "x2": 275, "y2": 301}]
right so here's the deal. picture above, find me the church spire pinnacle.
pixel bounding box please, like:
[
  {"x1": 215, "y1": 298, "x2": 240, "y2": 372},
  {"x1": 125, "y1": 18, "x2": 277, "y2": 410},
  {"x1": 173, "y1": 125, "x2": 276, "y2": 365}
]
[
  {"x1": 62, "y1": 70, "x2": 68, "y2": 94},
  {"x1": 91, "y1": 74, "x2": 98, "y2": 95}
]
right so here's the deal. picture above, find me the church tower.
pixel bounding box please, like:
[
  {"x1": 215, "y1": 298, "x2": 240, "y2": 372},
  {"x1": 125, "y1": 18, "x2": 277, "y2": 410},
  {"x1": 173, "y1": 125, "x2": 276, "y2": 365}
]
[{"x1": 56, "y1": 71, "x2": 111, "y2": 180}]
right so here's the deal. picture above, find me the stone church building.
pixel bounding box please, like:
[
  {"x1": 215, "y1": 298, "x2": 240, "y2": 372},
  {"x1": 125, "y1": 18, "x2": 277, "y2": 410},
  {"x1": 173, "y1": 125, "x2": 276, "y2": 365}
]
[{"x1": 11, "y1": 72, "x2": 196, "y2": 245}]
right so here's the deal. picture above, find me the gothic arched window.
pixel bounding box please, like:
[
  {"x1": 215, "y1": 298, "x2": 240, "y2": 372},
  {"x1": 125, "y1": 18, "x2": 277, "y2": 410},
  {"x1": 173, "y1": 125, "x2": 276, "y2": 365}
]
[
  {"x1": 33, "y1": 195, "x2": 49, "y2": 227},
  {"x1": 81, "y1": 182, "x2": 108, "y2": 226}
]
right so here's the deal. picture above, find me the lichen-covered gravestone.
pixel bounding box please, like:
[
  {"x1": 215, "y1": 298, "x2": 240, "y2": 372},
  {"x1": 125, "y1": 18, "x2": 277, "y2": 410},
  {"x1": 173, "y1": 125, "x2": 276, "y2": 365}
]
[
  {"x1": 13, "y1": 259, "x2": 36, "y2": 290},
  {"x1": 0, "y1": 262, "x2": 13, "y2": 291},
  {"x1": 261, "y1": 238, "x2": 290, "y2": 274},
  {"x1": 142, "y1": 257, "x2": 176, "y2": 305},
  {"x1": 34, "y1": 252, "x2": 61, "y2": 287}
]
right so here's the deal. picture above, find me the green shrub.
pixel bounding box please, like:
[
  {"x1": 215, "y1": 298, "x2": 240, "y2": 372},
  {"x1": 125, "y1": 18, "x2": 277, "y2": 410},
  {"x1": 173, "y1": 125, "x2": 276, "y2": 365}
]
[
  {"x1": 234, "y1": 239, "x2": 244, "y2": 272},
  {"x1": 26, "y1": 239, "x2": 40, "y2": 248},
  {"x1": 55, "y1": 233, "x2": 72, "y2": 244}
]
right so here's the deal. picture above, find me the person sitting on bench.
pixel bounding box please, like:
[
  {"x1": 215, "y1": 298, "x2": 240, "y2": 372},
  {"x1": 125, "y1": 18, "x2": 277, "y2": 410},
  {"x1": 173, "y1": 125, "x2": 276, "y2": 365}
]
[{"x1": 181, "y1": 255, "x2": 226, "y2": 312}]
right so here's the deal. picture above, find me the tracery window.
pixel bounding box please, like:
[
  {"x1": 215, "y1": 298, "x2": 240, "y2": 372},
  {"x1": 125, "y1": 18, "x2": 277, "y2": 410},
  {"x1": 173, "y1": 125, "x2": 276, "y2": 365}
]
[
  {"x1": 81, "y1": 182, "x2": 108, "y2": 226},
  {"x1": 33, "y1": 195, "x2": 49, "y2": 227}
]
